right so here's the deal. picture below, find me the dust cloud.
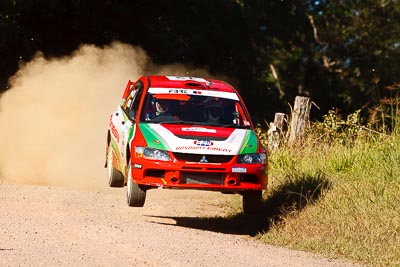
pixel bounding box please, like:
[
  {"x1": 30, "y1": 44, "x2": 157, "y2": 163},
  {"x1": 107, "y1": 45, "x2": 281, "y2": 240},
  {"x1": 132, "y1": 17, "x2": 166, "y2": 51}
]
[{"x1": 0, "y1": 42, "x2": 210, "y2": 191}]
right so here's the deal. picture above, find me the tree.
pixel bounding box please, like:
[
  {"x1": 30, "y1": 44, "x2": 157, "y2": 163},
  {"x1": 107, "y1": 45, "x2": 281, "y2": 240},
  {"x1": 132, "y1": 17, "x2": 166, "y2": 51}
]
[
  {"x1": 303, "y1": 0, "x2": 400, "y2": 116},
  {"x1": 1, "y1": 0, "x2": 399, "y2": 123},
  {"x1": 238, "y1": 0, "x2": 400, "y2": 119}
]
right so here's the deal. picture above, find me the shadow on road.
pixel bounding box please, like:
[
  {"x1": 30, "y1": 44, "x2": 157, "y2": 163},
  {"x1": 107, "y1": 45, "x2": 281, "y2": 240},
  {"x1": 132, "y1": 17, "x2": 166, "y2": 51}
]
[{"x1": 145, "y1": 173, "x2": 331, "y2": 236}]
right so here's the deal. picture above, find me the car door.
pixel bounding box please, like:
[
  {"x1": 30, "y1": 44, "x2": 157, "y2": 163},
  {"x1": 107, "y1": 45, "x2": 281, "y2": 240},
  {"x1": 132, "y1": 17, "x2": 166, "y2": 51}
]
[{"x1": 118, "y1": 81, "x2": 143, "y2": 167}]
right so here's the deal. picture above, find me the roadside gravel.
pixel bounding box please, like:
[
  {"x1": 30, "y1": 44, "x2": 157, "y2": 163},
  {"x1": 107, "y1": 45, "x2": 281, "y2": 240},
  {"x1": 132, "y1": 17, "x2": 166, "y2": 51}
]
[{"x1": 0, "y1": 182, "x2": 359, "y2": 267}]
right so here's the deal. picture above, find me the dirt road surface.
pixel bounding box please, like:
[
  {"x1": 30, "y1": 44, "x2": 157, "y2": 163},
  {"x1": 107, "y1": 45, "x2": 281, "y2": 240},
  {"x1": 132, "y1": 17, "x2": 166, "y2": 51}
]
[
  {"x1": 0, "y1": 182, "x2": 357, "y2": 267},
  {"x1": 0, "y1": 43, "x2": 360, "y2": 266}
]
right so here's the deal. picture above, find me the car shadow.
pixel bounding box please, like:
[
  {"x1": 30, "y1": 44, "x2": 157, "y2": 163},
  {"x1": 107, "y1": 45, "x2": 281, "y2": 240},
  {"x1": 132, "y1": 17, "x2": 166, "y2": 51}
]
[{"x1": 145, "y1": 172, "x2": 331, "y2": 236}]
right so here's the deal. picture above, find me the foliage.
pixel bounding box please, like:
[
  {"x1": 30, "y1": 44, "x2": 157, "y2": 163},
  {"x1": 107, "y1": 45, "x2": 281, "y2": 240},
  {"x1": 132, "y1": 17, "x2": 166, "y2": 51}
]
[
  {"x1": 1, "y1": 0, "x2": 400, "y2": 120},
  {"x1": 253, "y1": 108, "x2": 400, "y2": 266},
  {"x1": 314, "y1": 0, "x2": 400, "y2": 116},
  {"x1": 312, "y1": 108, "x2": 367, "y2": 145}
]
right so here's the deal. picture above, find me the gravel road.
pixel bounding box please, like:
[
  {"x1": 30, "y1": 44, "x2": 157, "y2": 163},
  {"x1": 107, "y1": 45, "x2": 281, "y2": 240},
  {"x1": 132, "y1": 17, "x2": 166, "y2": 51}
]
[
  {"x1": 0, "y1": 43, "x2": 361, "y2": 266},
  {"x1": 0, "y1": 181, "x2": 360, "y2": 267}
]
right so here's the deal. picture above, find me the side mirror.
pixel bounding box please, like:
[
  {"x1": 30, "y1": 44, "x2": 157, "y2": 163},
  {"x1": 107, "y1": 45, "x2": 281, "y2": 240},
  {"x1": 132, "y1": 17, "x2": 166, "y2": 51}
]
[{"x1": 128, "y1": 110, "x2": 136, "y2": 121}]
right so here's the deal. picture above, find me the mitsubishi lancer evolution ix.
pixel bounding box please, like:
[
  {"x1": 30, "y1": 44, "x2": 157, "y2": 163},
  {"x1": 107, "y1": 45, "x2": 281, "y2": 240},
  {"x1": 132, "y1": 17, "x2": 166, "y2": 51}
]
[{"x1": 105, "y1": 76, "x2": 268, "y2": 214}]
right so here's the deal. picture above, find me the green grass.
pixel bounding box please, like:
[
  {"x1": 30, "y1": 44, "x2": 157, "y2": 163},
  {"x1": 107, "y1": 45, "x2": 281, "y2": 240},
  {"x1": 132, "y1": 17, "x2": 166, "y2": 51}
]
[{"x1": 246, "y1": 118, "x2": 400, "y2": 266}]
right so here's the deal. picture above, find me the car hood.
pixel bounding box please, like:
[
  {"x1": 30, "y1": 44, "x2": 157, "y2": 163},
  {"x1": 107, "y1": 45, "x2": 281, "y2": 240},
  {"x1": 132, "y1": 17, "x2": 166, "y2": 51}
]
[{"x1": 138, "y1": 123, "x2": 258, "y2": 155}]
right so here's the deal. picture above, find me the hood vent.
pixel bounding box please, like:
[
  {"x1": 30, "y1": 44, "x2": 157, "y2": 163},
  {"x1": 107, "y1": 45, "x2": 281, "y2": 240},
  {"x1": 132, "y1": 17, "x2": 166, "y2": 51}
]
[{"x1": 184, "y1": 82, "x2": 205, "y2": 88}]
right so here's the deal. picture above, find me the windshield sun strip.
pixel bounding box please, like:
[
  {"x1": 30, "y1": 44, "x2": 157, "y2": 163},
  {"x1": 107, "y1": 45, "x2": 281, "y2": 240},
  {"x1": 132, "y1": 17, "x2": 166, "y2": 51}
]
[{"x1": 148, "y1": 87, "x2": 239, "y2": 101}]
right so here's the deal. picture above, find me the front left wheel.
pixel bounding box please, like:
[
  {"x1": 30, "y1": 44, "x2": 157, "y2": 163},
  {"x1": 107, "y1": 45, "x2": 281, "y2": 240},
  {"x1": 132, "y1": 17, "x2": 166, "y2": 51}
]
[
  {"x1": 126, "y1": 163, "x2": 146, "y2": 207},
  {"x1": 107, "y1": 144, "x2": 124, "y2": 187}
]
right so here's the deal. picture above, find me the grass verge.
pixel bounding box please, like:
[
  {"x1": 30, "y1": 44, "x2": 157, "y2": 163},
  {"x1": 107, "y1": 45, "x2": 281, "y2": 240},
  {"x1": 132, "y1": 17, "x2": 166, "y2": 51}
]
[{"x1": 245, "y1": 118, "x2": 400, "y2": 266}]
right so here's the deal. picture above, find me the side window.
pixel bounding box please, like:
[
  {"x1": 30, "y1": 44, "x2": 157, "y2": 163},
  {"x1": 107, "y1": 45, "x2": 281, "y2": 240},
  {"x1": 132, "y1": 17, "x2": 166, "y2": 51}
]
[
  {"x1": 122, "y1": 80, "x2": 143, "y2": 120},
  {"x1": 131, "y1": 81, "x2": 143, "y2": 112},
  {"x1": 123, "y1": 90, "x2": 137, "y2": 111}
]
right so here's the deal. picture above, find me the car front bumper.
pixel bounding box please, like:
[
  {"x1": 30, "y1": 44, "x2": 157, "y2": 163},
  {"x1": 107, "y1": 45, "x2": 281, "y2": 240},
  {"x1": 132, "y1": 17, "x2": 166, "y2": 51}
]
[{"x1": 130, "y1": 159, "x2": 267, "y2": 191}]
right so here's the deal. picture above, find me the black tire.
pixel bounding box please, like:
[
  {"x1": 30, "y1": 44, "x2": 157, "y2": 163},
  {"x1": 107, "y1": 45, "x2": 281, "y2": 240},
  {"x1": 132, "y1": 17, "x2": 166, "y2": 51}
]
[
  {"x1": 107, "y1": 144, "x2": 124, "y2": 187},
  {"x1": 126, "y1": 164, "x2": 146, "y2": 207},
  {"x1": 242, "y1": 190, "x2": 263, "y2": 214}
]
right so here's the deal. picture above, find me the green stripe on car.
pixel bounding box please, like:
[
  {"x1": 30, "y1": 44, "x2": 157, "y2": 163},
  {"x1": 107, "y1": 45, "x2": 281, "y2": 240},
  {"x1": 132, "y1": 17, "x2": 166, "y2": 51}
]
[
  {"x1": 239, "y1": 130, "x2": 258, "y2": 154},
  {"x1": 138, "y1": 123, "x2": 167, "y2": 150}
]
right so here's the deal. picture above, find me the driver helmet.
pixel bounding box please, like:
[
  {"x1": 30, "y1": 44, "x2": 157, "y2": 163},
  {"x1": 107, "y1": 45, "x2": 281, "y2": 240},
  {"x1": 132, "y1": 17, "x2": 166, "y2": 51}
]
[
  {"x1": 155, "y1": 99, "x2": 170, "y2": 115},
  {"x1": 204, "y1": 100, "x2": 224, "y2": 123}
]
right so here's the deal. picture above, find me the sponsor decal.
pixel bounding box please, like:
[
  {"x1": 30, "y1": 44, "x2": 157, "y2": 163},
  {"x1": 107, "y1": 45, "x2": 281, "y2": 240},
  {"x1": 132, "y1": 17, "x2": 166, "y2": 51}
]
[
  {"x1": 176, "y1": 146, "x2": 232, "y2": 153},
  {"x1": 232, "y1": 167, "x2": 247, "y2": 173},
  {"x1": 168, "y1": 88, "x2": 188, "y2": 94},
  {"x1": 168, "y1": 88, "x2": 202, "y2": 95},
  {"x1": 133, "y1": 163, "x2": 142, "y2": 169},
  {"x1": 110, "y1": 121, "x2": 119, "y2": 143},
  {"x1": 194, "y1": 140, "x2": 213, "y2": 146},
  {"x1": 181, "y1": 127, "x2": 216, "y2": 133}
]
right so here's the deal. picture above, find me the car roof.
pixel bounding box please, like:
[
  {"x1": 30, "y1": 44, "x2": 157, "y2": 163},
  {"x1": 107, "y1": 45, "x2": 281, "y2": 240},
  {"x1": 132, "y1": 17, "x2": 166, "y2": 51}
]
[{"x1": 143, "y1": 75, "x2": 237, "y2": 93}]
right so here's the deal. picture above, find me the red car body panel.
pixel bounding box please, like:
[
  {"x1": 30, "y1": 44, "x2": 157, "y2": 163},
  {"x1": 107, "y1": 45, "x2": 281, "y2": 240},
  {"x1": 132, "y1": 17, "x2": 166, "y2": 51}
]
[{"x1": 107, "y1": 75, "x2": 268, "y2": 198}]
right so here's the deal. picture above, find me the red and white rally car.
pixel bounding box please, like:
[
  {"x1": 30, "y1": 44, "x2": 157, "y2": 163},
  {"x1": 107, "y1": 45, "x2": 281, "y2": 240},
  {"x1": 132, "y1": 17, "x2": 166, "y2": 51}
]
[{"x1": 105, "y1": 76, "x2": 268, "y2": 214}]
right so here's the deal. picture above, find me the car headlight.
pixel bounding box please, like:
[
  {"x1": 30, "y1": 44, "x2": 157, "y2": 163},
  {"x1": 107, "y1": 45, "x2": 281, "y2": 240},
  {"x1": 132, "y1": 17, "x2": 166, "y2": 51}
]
[
  {"x1": 237, "y1": 153, "x2": 266, "y2": 164},
  {"x1": 135, "y1": 146, "x2": 171, "y2": 161}
]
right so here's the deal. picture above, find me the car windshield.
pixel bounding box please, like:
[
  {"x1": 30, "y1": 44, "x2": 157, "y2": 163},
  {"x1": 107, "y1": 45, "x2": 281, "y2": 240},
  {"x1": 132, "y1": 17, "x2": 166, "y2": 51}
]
[{"x1": 139, "y1": 88, "x2": 252, "y2": 128}]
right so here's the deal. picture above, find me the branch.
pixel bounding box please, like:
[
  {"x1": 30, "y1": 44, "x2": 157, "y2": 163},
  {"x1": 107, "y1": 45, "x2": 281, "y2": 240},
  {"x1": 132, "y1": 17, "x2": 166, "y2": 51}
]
[{"x1": 307, "y1": 15, "x2": 324, "y2": 45}]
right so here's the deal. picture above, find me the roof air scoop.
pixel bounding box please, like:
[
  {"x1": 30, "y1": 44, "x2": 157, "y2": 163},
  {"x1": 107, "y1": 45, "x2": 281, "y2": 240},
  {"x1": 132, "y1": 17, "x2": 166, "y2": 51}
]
[{"x1": 184, "y1": 82, "x2": 204, "y2": 88}]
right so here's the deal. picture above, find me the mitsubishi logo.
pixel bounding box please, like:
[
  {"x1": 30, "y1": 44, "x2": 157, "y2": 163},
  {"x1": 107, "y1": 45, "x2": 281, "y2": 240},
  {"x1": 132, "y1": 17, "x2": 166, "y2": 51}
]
[{"x1": 200, "y1": 155, "x2": 208, "y2": 163}]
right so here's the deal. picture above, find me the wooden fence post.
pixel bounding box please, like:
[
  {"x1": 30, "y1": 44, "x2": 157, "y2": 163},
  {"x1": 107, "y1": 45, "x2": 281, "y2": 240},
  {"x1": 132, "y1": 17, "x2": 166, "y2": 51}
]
[
  {"x1": 268, "y1": 112, "x2": 286, "y2": 152},
  {"x1": 289, "y1": 96, "x2": 311, "y2": 143}
]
